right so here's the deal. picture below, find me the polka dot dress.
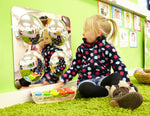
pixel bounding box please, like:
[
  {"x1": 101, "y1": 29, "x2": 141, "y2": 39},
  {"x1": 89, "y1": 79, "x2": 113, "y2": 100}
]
[
  {"x1": 53, "y1": 57, "x2": 66, "y2": 76},
  {"x1": 41, "y1": 44, "x2": 63, "y2": 83},
  {"x1": 60, "y1": 36, "x2": 131, "y2": 86}
]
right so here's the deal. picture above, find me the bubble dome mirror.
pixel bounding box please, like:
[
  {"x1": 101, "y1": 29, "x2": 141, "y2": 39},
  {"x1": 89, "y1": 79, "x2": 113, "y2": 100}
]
[
  {"x1": 12, "y1": 6, "x2": 72, "y2": 89},
  {"x1": 18, "y1": 14, "x2": 43, "y2": 45},
  {"x1": 49, "y1": 51, "x2": 69, "y2": 77},
  {"x1": 19, "y1": 51, "x2": 45, "y2": 82},
  {"x1": 48, "y1": 19, "x2": 68, "y2": 46}
]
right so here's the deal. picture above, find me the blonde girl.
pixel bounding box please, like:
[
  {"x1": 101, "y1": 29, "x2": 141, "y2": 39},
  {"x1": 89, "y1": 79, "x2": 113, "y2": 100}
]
[{"x1": 59, "y1": 14, "x2": 143, "y2": 110}]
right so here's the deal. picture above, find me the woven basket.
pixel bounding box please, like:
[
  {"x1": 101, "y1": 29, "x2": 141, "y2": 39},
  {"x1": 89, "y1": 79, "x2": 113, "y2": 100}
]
[{"x1": 134, "y1": 69, "x2": 150, "y2": 84}]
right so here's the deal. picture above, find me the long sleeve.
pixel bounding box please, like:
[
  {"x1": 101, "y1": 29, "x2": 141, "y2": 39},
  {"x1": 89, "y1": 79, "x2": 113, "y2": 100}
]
[
  {"x1": 109, "y1": 47, "x2": 131, "y2": 85},
  {"x1": 60, "y1": 46, "x2": 83, "y2": 83}
]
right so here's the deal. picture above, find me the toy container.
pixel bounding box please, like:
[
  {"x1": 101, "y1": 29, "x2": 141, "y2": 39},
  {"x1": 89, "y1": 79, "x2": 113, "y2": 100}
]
[{"x1": 32, "y1": 86, "x2": 77, "y2": 104}]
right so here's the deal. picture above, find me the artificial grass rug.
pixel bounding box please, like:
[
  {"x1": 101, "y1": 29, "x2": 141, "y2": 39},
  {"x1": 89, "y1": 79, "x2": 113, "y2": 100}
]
[{"x1": 0, "y1": 76, "x2": 150, "y2": 116}]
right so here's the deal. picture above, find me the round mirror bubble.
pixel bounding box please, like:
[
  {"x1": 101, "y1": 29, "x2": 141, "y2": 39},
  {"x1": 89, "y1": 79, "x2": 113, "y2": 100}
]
[
  {"x1": 49, "y1": 51, "x2": 69, "y2": 77},
  {"x1": 48, "y1": 19, "x2": 68, "y2": 46},
  {"x1": 19, "y1": 51, "x2": 45, "y2": 82},
  {"x1": 18, "y1": 14, "x2": 43, "y2": 45}
]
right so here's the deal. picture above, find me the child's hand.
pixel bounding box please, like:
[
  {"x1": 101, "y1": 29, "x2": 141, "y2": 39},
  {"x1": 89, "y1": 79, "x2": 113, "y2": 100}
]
[
  {"x1": 42, "y1": 80, "x2": 50, "y2": 85},
  {"x1": 57, "y1": 80, "x2": 65, "y2": 88}
]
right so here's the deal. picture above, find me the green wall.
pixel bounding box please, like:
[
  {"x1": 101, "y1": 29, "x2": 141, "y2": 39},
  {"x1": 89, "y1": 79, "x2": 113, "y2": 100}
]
[{"x1": 0, "y1": 0, "x2": 145, "y2": 94}]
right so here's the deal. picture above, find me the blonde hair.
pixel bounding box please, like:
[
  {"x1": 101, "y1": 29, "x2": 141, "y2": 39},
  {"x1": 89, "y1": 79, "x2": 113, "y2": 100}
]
[{"x1": 84, "y1": 15, "x2": 118, "y2": 45}]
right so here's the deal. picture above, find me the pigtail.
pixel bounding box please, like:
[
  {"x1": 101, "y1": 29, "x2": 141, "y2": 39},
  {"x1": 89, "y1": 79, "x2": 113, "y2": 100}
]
[{"x1": 107, "y1": 18, "x2": 118, "y2": 45}]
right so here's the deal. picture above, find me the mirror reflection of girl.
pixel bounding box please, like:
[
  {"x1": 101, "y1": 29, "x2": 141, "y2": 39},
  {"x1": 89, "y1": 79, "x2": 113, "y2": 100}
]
[
  {"x1": 32, "y1": 16, "x2": 67, "y2": 85},
  {"x1": 58, "y1": 14, "x2": 143, "y2": 110},
  {"x1": 38, "y1": 29, "x2": 63, "y2": 85}
]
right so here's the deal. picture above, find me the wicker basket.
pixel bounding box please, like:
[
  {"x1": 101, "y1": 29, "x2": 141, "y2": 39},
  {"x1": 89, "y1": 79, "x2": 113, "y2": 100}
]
[{"x1": 134, "y1": 69, "x2": 150, "y2": 84}]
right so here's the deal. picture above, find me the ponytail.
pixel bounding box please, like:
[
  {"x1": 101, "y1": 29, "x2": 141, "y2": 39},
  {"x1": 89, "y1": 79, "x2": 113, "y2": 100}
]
[{"x1": 107, "y1": 18, "x2": 118, "y2": 45}]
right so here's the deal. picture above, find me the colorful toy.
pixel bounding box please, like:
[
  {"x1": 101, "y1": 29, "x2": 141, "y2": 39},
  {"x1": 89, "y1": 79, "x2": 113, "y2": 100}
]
[
  {"x1": 56, "y1": 89, "x2": 67, "y2": 95},
  {"x1": 63, "y1": 88, "x2": 75, "y2": 94},
  {"x1": 50, "y1": 90, "x2": 59, "y2": 96},
  {"x1": 134, "y1": 68, "x2": 145, "y2": 74},
  {"x1": 32, "y1": 86, "x2": 76, "y2": 104}
]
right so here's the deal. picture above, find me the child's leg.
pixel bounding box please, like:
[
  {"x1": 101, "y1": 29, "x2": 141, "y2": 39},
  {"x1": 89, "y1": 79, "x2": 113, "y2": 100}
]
[
  {"x1": 100, "y1": 73, "x2": 122, "y2": 87},
  {"x1": 78, "y1": 81, "x2": 108, "y2": 98},
  {"x1": 78, "y1": 73, "x2": 123, "y2": 98},
  {"x1": 101, "y1": 73, "x2": 138, "y2": 92}
]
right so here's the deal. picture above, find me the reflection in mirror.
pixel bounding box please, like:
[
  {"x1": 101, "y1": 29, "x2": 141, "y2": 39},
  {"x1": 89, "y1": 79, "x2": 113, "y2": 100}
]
[
  {"x1": 19, "y1": 51, "x2": 45, "y2": 82},
  {"x1": 48, "y1": 19, "x2": 68, "y2": 46},
  {"x1": 49, "y1": 51, "x2": 69, "y2": 78},
  {"x1": 11, "y1": 6, "x2": 72, "y2": 89},
  {"x1": 18, "y1": 14, "x2": 43, "y2": 45}
]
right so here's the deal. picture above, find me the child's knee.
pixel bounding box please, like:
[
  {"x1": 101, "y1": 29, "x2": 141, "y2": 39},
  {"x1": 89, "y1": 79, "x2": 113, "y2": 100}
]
[
  {"x1": 78, "y1": 82, "x2": 108, "y2": 97},
  {"x1": 78, "y1": 82, "x2": 96, "y2": 96}
]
